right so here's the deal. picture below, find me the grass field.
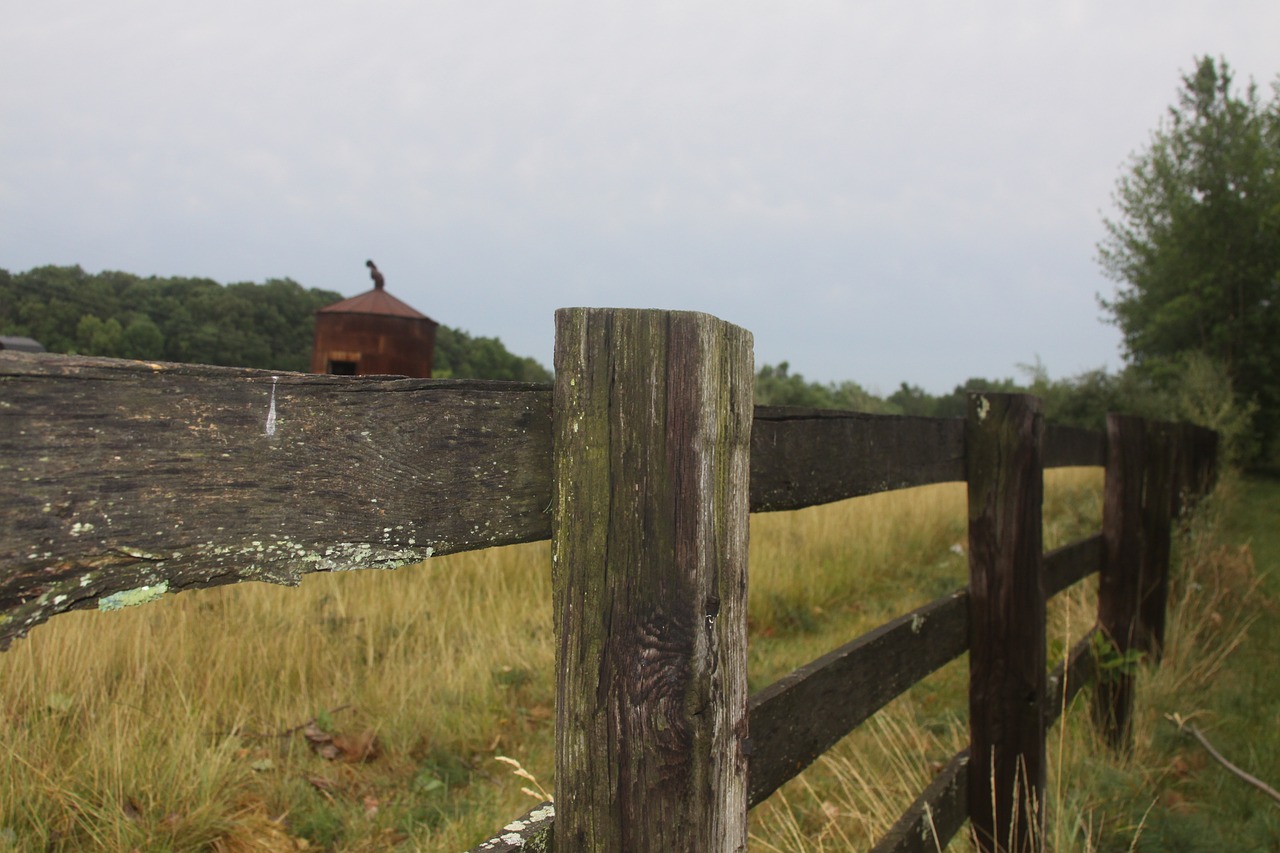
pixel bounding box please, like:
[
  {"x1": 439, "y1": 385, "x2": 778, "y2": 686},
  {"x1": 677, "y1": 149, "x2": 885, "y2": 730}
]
[{"x1": 0, "y1": 468, "x2": 1271, "y2": 852}]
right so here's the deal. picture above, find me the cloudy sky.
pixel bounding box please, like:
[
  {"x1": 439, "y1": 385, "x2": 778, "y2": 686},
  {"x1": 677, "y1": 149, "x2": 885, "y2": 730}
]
[{"x1": 3, "y1": 2, "x2": 1277, "y2": 393}]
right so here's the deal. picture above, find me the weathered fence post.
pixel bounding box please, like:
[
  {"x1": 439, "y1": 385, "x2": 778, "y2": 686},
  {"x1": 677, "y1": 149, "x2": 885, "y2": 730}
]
[
  {"x1": 966, "y1": 393, "x2": 1046, "y2": 853},
  {"x1": 551, "y1": 308, "x2": 753, "y2": 853},
  {"x1": 1093, "y1": 414, "x2": 1144, "y2": 751},
  {"x1": 1137, "y1": 421, "x2": 1176, "y2": 661}
]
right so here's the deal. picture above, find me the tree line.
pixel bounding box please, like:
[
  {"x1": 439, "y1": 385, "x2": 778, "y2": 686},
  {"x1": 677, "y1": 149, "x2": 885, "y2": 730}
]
[
  {"x1": 753, "y1": 356, "x2": 1246, "y2": 453},
  {"x1": 0, "y1": 265, "x2": 552, "y2": 383}
]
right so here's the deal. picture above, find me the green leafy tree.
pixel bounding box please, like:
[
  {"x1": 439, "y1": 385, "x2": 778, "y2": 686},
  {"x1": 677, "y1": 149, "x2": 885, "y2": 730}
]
[
  {"x1": 927, "y1": 377, "x2": 1025, "y2": 419},
  {"x1": 755, "y1": 362, "x2": 831, "y2": 408},
  {"x1": 433, "y1": 326, "x2": 553, "y2": 382},
  {"x1": 754, "y1": 362, "x2": 894, "y2": 413},
  {"x1": 1098, "y1": 56, "x2": 1280, "y2": 461},
  {"x1": 75, "y1": 314, "x2": 123, "y2": 357},
  {"x1": 1019, "y1": 359, "x2": 1162, "y2": 432},
  {"x1": 0, "y1": 267, "x2": 341, "y2": 369},
  {"x1": 886, "y1": 382, "x2": 936, "y2": 417}
]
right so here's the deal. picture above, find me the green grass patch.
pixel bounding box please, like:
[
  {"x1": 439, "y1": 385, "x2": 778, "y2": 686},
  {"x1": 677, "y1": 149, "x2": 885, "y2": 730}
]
[{"x1": 1036, "y1": 474, "x2": 1279, "y2": 852}]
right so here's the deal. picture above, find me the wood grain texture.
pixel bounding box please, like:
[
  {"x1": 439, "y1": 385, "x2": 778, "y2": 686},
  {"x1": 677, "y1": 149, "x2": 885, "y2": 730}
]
[
  {"x1": 965, "y1": 393, "x2": 1046, "y2": 853},
  {"x1": 749, "y1": 408, "x2": 965, "y2": 511},
  {"x1": 1042, "y1": 534, "x2": 1103, "y2": 600},
  {"x1": 551, "y1": 309, "x2": 752, "y2": 853},
  {"x1": 747, "y1": 588, "x2": 968, "y2": 808},
  {"x1": 747, "y1": 415, "x2": 1102, "y2": 516},
  {"x1": 1044, "y1": 424, "x2": 1106, "y2": 469},
  {"x1": 0, "y1": 352, "x2": 552, "y2": 649},
  {"x1": 2, "y1": 349, "x2": 1113, "y2": 652},
  {"x1": 1138, "y1": 421, "x2": 1175, "y2": 660},
  {"x1": 1093, "y1": 414, "x2": 1145, "y2": 752},
  {"x1": 870, "y1": 749, "x2": 971, "y2": 853}
]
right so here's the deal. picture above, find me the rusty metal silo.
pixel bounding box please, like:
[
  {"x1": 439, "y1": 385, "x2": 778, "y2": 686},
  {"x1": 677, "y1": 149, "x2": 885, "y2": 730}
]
[{"x1": 310, "y1": 262, "x2": 438, "y2": 378}]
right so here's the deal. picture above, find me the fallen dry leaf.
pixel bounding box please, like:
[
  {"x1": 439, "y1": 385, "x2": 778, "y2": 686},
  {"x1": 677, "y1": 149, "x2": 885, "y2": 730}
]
[
  {"x1": 332, "y1": 729, "x2": 381, "y2": 763},
  {"x1": 303, "y1": 722, "x2": 342, "y2": 760},
  {"x1": 302, "y1": 720, "x2": 380, "y2": 762},
  {"x1": 302, "y1": 722, "x2": 332, "y2": 746}
]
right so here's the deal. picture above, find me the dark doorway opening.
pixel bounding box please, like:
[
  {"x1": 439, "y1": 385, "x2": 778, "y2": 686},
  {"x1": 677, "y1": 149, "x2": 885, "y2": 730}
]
[{"x1": 328, "y1": 360, "x2": 358, "y2": 375}]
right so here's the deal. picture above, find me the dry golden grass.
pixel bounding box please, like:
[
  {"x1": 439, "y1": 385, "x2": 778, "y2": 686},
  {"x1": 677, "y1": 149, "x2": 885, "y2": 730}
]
[
  {"x1": 746, "y1": 469, "x2": 1105, "y2": 852},
  {"x1": 747, "y1": 472, "x2": 1270, "y2": 853},
  {"x1": 0, "y1": 469, "x2": 1117, "y2": 851},
  {"x1": 0, "y1": 542, "x2": 556, "y2": 850}
]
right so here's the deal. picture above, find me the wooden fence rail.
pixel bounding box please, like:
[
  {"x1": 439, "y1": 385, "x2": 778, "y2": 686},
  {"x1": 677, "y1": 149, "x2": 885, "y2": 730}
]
[{"x1": 0, "y1": 308, "x2": 1217, "y2": 852}]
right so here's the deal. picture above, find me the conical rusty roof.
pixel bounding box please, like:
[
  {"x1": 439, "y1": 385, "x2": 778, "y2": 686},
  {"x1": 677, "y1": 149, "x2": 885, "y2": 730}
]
[{"x1": 317, "y1": 287, "x2": 433, "y2": 321}]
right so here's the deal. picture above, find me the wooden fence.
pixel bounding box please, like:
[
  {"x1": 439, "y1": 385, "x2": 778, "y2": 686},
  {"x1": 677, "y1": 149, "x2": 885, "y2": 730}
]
[{"x1": 0, "y1": 308, "x2": 1217, "y2": 853}]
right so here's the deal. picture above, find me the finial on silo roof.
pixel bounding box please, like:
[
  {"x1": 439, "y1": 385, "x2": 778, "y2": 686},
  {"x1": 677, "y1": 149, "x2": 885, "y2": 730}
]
[{"x1": 366, "y1": 259, "x2": 385, "y2": 290}]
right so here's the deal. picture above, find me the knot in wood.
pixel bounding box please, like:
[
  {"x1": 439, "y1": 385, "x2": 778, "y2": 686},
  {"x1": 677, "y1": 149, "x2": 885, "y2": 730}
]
[{"x1": 619, "y1": 608, "x2": 698, "y2": 760}]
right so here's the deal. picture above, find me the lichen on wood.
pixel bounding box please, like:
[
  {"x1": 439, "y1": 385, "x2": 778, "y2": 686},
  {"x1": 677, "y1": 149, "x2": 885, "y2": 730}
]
[
  {"x1": 551, "y1": 308, "x2": 753, "y2": 853},
  {"x1": 0, "y1": 352, "x2": 553, "y2": 648}
]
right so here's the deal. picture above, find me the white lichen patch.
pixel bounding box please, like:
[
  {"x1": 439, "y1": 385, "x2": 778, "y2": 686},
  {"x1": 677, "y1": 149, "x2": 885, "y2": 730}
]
[
  {"x1": 115, "y1": 545, "x2": 166, "y2": 560},
  {"x1": 919, "y1": 802, "x2": 936, "y2": 841},
  {"x1": 190, "y1": 537, "x2": 439, "y2": 574},
  {"x1": 69, "y1": 521, "x2": 95, "y2": 537},
  {"x1": 98, "y1": 581, "x2": 169, "y2": 612},
  {"x1": 975, "y1": 395, "x2": 990, "y2": 422},
  {"x1": 472, "y1": 803, "x2": 555, "y2": 850},
  {"x1": 911, "y1": 613, "x2": 926, "y2": 634}
]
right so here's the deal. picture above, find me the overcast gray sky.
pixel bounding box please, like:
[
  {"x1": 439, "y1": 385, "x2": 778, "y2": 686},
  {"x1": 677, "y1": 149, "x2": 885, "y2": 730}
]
[{"x1": 3, "y1": 2, "x2": 1277, "y2": 393}]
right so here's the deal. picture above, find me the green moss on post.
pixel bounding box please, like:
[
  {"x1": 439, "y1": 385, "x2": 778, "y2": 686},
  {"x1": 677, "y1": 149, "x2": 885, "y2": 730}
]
[{"x1": 552, "y1": 308, "x2": 753, "y2": 853}]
